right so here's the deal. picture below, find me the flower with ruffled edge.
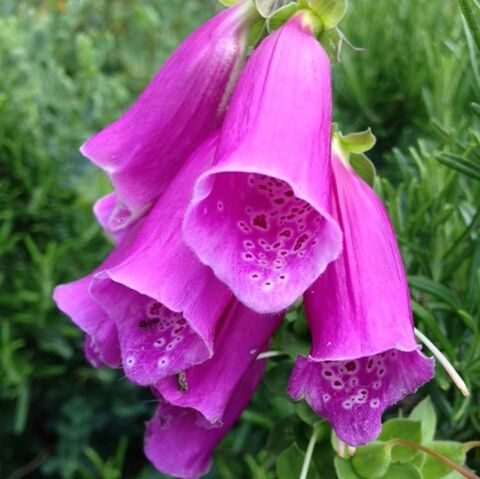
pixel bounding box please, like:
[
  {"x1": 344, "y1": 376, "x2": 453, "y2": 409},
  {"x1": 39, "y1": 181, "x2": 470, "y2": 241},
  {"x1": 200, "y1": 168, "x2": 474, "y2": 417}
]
[
  {"x1": 183, "y1": 13, "x2": 342, "y2": 314},
  {"x1": 288, "y1": 151, "x2": 435, "y2": 446}
]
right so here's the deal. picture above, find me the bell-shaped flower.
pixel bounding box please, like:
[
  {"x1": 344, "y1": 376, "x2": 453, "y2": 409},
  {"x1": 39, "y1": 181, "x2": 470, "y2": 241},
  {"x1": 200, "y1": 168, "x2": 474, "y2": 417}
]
[
  {"x1": 155, "y1": 300, "x2": 282, "y2": 423},
  {"x1": 80, "y1": 1, "x2": 254, "y2": 234},
  {"x1": 145, "y1": 360, "x2": 264, "y2": 479},
  {"x1": 145, "y1": 300, "x2": 281, "y2": 479},
  {"x1": 52, "y1": 207, "x2": 143, "y2": 368},
  {"x1": 288, "y1": 153, "x2": 435, "y2": 446},
  {"x1": 183, "y1": 14, "x2": 342, "y2": 314},
  {"x1": 90, "y1": 134, "x2": 232, "y2": 386}
]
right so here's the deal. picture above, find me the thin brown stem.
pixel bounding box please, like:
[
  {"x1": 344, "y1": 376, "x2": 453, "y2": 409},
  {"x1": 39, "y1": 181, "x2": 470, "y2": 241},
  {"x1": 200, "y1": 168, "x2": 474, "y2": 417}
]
[{"x1": 388, "y1": 439, "x2": 479, "y2": 479}]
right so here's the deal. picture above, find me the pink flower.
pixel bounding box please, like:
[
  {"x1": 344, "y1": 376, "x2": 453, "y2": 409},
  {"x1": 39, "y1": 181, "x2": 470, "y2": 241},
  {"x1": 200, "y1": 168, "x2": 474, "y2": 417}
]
[
  {"x1": 288, "y1": 153, "x2": 435, "y2": 446},
  {"x1": 184, "y1": 15, "x2": 342, "y2": 314}
]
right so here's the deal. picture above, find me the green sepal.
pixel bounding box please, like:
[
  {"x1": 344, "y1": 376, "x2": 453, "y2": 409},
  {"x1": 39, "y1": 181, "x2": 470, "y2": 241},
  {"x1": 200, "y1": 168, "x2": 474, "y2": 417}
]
[
  {"x1": 310, "y1": 0, "x2": 348, "y2": 30},
  {"x1": 338, "y1": 127, "x2": 376, "y2": 154},
  {"x1": 351, "y1": 442, "x2": 392, "y2": 479},
  {"x1": 276, "y1": 443, "x2": 319, "y2": 479},
  {"x1": 350, "y1": 153, "x2": 376, "y2": 187},
  {"x1": 333, "y1": 126, "x2": 377, "y2": 186},
  {"x1": 267, "y1": 2, "x2": 300, "y2": 31},
  {"x1": 255, "y1": 0, "x2": 287, "y2": 18},
  {"x1": 409, "y1": 397, "x2": 437, "y2": 443},
  {"x1": 379, "y1": 419, "x2": 422, "y2": 463}
]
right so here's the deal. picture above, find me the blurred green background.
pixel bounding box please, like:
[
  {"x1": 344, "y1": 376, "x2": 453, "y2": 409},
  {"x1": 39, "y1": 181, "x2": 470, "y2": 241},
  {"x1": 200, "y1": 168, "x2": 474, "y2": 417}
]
[{"x1": 0, "y1": 0, "x2": 479, "y2": 477}]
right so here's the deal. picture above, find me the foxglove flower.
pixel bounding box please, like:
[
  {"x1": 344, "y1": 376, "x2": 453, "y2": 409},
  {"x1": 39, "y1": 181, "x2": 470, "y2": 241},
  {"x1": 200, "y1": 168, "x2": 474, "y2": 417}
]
[
  {"x1": 288, "y1": 154, "x2": 435, "y2": 446},
  {"x1": 184, "y1": 15, "x2": 342, "y2": 314},
  {"x1": 81, "y1": 1, "x2": 254, "y2": 233},
  {"x1": 52, "y1": 214, "x2": 143, "y2": 368},
  {"x1": 145, "y1": 301, "x2": 281, "y2": 478},
  {"x1": 145, "y1": 358, "x2": 265, "y2": 479},
  {"x1": 155, "y1": 299, "x2": 282, "y2": 423},
  {"x1": 90, "y1": 134, "x2": 233, "y2": 386}
]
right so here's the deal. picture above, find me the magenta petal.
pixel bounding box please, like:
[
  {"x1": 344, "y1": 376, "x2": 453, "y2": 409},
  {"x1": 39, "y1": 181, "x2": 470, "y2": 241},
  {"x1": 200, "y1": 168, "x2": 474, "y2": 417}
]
[
  {"x1": 289, "y1": 351, "x2": 434, "y2": 445},
  {"x1": 287, "y1": 156, "x2": 434, "y2": 446},
  {"x1": 184, "y1": 16, "x2": 342, "y2": 314},
  {"x1": 145, "y1": 359, "x2": 265, "y2": 479},
  {"x1": 93, "y1": 193, "x2": 146, "y2": 242},
  {"x1": 155, "y1": 300, "x2": 282, "y2": 423},
  {"x1": 81, "y1": 2, "x2": 252, "y2": 224},
  {"x1": 53, "y1": 276, "x2": 121, "y2": 368},
  {"x1": 91, "y1": 135, "x2": 232, "y2": 386}
]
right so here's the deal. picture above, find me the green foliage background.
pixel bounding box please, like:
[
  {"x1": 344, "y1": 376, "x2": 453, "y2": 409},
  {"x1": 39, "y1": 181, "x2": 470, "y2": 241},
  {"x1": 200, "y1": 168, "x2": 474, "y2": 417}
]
[{"x1": 0, "y1": 0, "x2": 479, "y2": 477}]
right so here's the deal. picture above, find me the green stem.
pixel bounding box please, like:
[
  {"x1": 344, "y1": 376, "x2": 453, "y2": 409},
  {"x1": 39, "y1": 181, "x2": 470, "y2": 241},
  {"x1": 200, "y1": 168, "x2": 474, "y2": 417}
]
[
  {"x1": 459, "y1": 0, "x2": 480, "y2": 51},
  {"x1": 299, "y1": 425, "x2": 319, "y2": 479},
  {"x1": 388, "y1": 439, "x2": 480, "y2": 479}
]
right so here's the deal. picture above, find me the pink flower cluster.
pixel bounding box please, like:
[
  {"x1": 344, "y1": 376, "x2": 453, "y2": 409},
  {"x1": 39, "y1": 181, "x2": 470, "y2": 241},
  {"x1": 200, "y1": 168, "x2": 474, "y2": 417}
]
[{"x1": 53, "y1": 2, "x2": 434, "y2": 477}]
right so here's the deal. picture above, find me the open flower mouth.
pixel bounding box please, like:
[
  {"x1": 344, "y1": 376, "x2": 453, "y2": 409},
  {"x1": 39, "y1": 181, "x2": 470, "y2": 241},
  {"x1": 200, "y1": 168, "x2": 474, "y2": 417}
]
[
  {"x1": 184, "y1": 171, "x2": 339, "y2": 313},
  {"x1": 288, "y1": 348, "x2": 435, "y2": 446},
  {"x1": 91, "y1": 279, "x2": 214, "y2": 387}
]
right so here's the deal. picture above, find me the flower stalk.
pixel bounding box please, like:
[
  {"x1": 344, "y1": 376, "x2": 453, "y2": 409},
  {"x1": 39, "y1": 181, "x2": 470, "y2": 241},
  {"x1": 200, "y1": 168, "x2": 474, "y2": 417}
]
[{"x1": 414, "y1": 328, "x2": 470, "y2": 397}]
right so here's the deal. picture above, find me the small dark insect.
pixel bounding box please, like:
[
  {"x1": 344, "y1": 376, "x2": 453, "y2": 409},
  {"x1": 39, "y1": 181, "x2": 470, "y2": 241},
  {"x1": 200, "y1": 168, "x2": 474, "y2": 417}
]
[
  {"x1": 177, "y1": 371, "x2": 188, "y2": 393},
  {"x1": 138, "y1": 318, "x2": 160, "y2": 328}
]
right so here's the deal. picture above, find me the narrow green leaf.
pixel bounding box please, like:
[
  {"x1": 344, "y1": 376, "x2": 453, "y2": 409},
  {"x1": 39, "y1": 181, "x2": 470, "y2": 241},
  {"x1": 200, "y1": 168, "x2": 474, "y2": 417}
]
[
  {"x1": 459, "y1": 0, "x2": 480, "y2": 51},
  {"x1": 436, "y1": 152, "x2": 480, "y2": 181},
  {"x1": 408, "y1": 276, "x2": 461, "y2": 311}
]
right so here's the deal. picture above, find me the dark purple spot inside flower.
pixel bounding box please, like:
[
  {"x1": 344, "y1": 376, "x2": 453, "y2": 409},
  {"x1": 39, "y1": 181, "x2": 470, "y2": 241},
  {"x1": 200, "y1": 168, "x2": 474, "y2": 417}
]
[{"x1": 252, "y1": 214, "x2": 268, "y2": 229}]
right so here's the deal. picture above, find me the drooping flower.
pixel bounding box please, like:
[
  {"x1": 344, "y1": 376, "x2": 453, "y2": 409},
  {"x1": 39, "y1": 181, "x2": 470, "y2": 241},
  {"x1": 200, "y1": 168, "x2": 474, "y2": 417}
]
[
  {"x1": 155, "y1": 299, "x2": 282, "y2": 423},
  {"x1": 88, "y1": 134, "x2": 234, "y2": 386},
  {"x1": 183, "y1": 14, "x2": 342, "y2": 314},
  {"x1": 145, "y1": 300, "x2": 281, "y2": 479},
  {"x1": 288, "y1": 152, "x2": 435, "y2": 446},
  {"x1": 80, "y1": 1, "x2": 255, "y2": 233},
  {"x1": 52, "y1": 211, "x2": 143, "y2": 368},
  {"x1": 145, "y1": 358, "x2": 265, "y2": 479}
]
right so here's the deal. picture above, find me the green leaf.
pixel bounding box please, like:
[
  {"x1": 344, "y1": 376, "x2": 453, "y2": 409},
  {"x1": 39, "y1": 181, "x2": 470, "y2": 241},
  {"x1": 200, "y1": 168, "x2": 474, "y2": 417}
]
[
  {"x1": 350, "y1": 153, "x2": 376, "y2": 187},
  {"x1": 421, "y1": 442, "x2": 466, "y2": 479},
  {"x1": 381, "y1": 463, "x2": 423, "y2": 479},
  {"x1": 310, "y1": 0, "x2": 348, "y2": 29},
  {"x1": 409, "y1": 397, "x2": 437, "y2": 443},
  {"x1": 276, "y1": 443, "x2": 319, "y2": 479},
  {"x1": 379, "y1": 419, "x2": 422, "y2": 463},
  {"x1": 408, "y1": 276, "x2": 461, "y2": 311},
  {"x1": 334, "y1": 457, "x2": 362, "y2": 479},
  {"x1": 436, "y1": 152, "x2": 480, "y2": 182},
  {"x1": 459, "y1": 0, "x2": 480, "y2": 51},
  {"x1": 267, "y1": 2, "x2": 300, "y2": 31},
  {"x1": 352, "y1": 442, "x2": 392, "y2": 479}
]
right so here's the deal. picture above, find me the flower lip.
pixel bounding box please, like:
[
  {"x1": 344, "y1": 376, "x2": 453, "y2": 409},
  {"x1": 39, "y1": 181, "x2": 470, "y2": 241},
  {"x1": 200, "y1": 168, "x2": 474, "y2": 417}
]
[{"x1": 289, "y1": 348, "x2": 435, "y2": 446}]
